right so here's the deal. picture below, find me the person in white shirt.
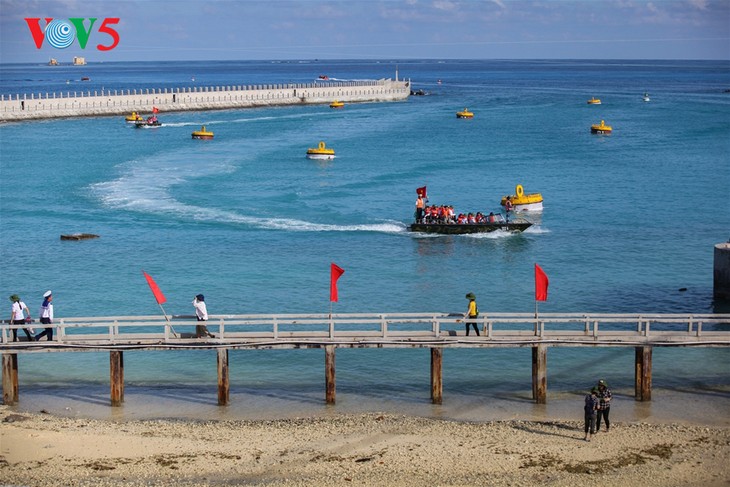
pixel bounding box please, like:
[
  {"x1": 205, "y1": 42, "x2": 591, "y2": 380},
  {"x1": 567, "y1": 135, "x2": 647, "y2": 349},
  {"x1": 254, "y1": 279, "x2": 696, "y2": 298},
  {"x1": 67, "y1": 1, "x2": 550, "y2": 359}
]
[
  {"x1": 8, "y1": 294, "x2": 33, "y2": 342},
  {"x1": 35, "y1": 290, "x2": 54, "y2": 341},
  {"x1": 193, "y1": 294, "x2": 214, "y2": 338}
]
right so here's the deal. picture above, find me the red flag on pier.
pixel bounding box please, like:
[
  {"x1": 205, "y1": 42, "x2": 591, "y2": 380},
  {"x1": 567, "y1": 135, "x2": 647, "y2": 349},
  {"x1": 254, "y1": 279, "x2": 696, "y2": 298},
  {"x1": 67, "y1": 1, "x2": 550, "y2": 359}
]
[
  {"x1": 535, "y1": 264, "x2": 549, "y2": 302},
  {"x1": 142, "y1": 270, "x2": 167, "y2": 305},
  {"x1": 416, "y1": 186, "x2": 427, "y2": 198},
  {"x1": 330, "y1": 263, "x2": 345, "y2": 302}
]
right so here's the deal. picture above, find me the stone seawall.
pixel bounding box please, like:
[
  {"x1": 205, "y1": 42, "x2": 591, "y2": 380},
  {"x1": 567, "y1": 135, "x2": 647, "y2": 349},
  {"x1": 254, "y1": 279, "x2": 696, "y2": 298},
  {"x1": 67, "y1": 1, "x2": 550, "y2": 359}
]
[{"x1": 0, "y1": 78, "x2": 410, "y2": 122}]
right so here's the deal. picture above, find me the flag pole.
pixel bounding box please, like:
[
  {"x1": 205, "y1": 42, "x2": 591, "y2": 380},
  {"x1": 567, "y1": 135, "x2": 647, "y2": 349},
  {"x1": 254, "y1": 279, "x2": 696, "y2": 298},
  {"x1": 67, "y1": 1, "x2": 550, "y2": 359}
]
[{"x1": 158, "y1": 302, "x2": 178, "y2": 338}]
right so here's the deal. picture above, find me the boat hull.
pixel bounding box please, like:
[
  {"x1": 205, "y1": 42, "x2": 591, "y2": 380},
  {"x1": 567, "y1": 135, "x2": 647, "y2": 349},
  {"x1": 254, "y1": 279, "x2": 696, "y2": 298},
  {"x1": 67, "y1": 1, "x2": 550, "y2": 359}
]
[
  {"x1": 135, "y1": 122, "x2": 161, "y2": 128},
  {"x1": 510, "y1": 201, "x2": 543, "y2": 212},
  {"x1": 409, "y1": 222, "x2": 532, "y2": 234},
  {"x1": 306, "y1": 153, "x2": 335, "y2": 160},
  {"x1": 590, "y1": 128, "x2": 612, "y2": 134},
  {"x1": 192, "y1": 134, "x2": 214, "y2": 139}
]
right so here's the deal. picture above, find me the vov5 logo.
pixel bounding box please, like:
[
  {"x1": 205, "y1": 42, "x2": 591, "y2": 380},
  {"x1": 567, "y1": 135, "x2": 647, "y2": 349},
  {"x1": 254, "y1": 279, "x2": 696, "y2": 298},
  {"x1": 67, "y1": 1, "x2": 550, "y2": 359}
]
[{"x1": 25, "y1": 18, "x2": 120, "y2": 51}]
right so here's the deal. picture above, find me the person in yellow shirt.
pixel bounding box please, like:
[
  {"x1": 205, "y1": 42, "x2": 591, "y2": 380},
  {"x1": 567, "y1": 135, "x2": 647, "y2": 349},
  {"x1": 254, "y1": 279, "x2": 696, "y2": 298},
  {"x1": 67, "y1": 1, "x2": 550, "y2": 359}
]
[{"x1": 464, "y1": 292, "x2": 480, "y2": 336}]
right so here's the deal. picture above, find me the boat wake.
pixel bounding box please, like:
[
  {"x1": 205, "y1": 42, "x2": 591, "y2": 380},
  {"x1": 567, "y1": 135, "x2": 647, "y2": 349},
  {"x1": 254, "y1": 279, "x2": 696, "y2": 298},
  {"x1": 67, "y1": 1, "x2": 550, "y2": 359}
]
[
  {"x1": 159, "y1": 111, "x2": 331, "y2": 128},
  {"x1": 88, "y1": 147, "x2": 406, "y2": 234}
]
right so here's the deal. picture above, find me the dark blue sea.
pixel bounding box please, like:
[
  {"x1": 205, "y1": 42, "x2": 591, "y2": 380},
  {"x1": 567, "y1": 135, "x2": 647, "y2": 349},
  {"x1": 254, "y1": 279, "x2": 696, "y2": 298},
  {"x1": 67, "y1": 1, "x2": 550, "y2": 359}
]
[{"x1": 1, "y1": 59, "x2": 729, "y2": 423}]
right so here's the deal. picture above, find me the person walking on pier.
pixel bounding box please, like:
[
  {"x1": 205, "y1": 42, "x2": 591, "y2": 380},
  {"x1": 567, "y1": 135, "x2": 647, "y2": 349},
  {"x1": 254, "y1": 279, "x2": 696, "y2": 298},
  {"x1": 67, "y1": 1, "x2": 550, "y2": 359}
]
[
  {"x1": 34, "y1": 290, "x2": 54, "y2": 341},
  {"x1": 193, "y1": 294, "x2": 215, "y2": 338},
  {"x1": 596, "y1": 379, "x2": 612, "y2": 432},
  {"x1": 8, "y1": 294, "x2": 33, "y2": 342},
  {"x1": 464, "y1": 292, "x2": 480, "y2": 336},
  {"x1": 584, "y1": 387, "x2": 599, "y2": 441}
]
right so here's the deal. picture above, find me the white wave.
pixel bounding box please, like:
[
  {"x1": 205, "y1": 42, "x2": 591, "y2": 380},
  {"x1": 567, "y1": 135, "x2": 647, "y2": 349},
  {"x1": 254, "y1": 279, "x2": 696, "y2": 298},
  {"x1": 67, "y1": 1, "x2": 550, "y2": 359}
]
[
  {"x1": 463, "y1": 229, "x2": 523, "y2": 239},
  {"x1": 89, "y1": 149, "x2": 406, "y2": 234},
  {"x1": 523, "y1": 225, "x2": 549, "y2": 234}
]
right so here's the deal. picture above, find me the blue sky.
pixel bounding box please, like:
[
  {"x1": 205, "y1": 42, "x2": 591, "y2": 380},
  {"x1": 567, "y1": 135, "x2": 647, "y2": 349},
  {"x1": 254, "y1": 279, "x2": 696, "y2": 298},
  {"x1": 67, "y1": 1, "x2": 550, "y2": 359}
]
[{"x1": 1, "y1": 0, "x2": 728, "y2": 63}]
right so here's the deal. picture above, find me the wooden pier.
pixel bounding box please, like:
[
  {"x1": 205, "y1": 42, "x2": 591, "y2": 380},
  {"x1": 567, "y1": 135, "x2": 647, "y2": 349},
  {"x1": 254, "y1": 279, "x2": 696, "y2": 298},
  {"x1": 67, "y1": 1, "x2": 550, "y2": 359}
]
[{"x1": 2, "y1": 312, "x2": 729, "y2": 407}]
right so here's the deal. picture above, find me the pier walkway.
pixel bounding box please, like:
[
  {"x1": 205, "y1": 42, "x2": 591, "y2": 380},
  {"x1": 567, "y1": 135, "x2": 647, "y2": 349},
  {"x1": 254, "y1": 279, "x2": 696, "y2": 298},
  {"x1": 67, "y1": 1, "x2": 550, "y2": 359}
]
[
  {"x1": 2, "y1": 312, "x2": 729, "y2": 407},
  {"x1": 0, "y1": 78, "x2": 410, "y2": 121}
]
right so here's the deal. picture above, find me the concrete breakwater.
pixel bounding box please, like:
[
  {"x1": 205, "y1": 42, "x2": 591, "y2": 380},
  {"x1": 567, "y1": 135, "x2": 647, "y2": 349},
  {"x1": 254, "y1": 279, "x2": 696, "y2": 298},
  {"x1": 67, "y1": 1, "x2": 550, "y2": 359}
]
[{"x1": 0, "y1": 78, "x2": 410, "y2": 122}]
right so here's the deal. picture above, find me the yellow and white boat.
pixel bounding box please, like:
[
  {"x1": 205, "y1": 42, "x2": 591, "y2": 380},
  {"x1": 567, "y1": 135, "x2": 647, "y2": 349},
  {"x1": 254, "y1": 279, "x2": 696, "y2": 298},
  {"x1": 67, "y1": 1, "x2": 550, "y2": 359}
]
[
  {"x1": 500, "y1": 184, "x2": 543, "y2": 212},
  {"x1": 329, "y1": 100, "x2": 344, "y2": 109},
  {"x1": 125, "y1": 111, "x2": 143, "y2": 123},
  {"x1": 456, "y1": 108, "x2": 474, "y2": 119},
  {"x1": 191, "y1": 125, "x2": 214, "y2": 140},
  {"x1": 587, "y1": 97, "x2": 601, "y2": 105},
  {"x1": 306, "y1": 141, "x2": 335, "y2": 160},
  {"x1": 590, "y1": 120, "x2": 612, "y2": 134}
]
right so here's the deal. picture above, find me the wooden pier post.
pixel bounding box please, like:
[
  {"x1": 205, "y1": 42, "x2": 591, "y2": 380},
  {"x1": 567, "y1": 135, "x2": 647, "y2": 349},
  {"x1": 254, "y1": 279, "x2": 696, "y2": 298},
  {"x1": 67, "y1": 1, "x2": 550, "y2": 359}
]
[
  {"x1": 2, "y1": 353, "x2": 19, "y2": 405},
  {"x1": 431, "y1": 348, "x2": 443, "y2": 404},
  {"x1": 532, "y1": 345, "x2": 547, "y2": 404},
  {"x1": 325, "y1": 345, "x2": 336, "y2": 404},
  {"x1": 110, "y1": 351, "x2": 124, "y2": 407},
  {"x1": 635, "y1": 346, "x2": 652, "y2": 401},
  {"x1": 217, "y1": 349, "x2": 229, "y2": 406}
]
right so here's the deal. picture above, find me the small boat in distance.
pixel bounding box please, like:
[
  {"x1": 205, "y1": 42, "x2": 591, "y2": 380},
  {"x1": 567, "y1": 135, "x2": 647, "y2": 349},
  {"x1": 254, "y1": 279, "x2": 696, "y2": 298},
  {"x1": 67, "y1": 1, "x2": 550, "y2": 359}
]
[
  {"x1": 500, "y1": 184, "x2": 544, "y2": 212},
  {"x1": 456, "y1": 108, "x2": 474, "y2": 119},
  {"x1": 587, "y1": 97, "x2": 601, "y2": 105},
  {"x1": 125, "y1": 111, "x2": 143, "y2": 123},
  {"x1": 590, "y1": 120, "x2": 612, "y2": 134},
  {"x1": 642, "y1": 92, "x2": 650, "y2": 102},
  {"x1": 319, "y1": 75, "x2": 329, "y2": 80},
  {"x1": 191, "y1": 125, "x2": 214, "y2": 140},
  {"x1": 306, "y1": 141, "x2": 335, "y2": 160},
  {"x1": 135, "y1": 115, "x2": 162, "y2": 128},
  {"x1": 81, "y1": 76, "x2": 90, "y2": 81},
  {"x1": 329, "y1": 100, "x2": 344, "y2": 109}
]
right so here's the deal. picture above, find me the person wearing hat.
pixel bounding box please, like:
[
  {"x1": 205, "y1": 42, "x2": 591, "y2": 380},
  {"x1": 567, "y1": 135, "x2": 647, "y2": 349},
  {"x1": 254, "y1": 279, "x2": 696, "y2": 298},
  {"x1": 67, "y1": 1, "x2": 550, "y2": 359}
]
[
  {"x1": 34, "y1": 290, "x2": 54, "y2": 341},
  {"x1": 596, "y1": 379, "x2": 612, "y2": 432},
  {"x1": 193, "y1": 294, "x2": 215, "y2": 338},
  {"x1": 464, "y1": 292, "x2": 480, "y2": 336},
  {"x1": 8, "y1": 294, "x2": 33, "y2": 342},
  {"x1": 584, "y1": 386, "x2": 600, "y2": 441}
]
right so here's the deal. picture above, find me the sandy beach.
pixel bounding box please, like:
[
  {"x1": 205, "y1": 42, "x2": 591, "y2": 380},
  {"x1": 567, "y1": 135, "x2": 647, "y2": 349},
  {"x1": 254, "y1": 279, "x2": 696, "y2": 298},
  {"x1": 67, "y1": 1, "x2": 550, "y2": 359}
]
[{"x1": 1, "y1": 405, "x2": 728, "y2": 487}]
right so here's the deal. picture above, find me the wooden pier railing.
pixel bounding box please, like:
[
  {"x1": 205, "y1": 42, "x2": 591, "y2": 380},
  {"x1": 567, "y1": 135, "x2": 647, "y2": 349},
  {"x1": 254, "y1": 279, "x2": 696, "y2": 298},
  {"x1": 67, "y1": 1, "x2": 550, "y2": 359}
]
[{"x1": 2, "y1": 312, "x2": 729, "y2": 408}]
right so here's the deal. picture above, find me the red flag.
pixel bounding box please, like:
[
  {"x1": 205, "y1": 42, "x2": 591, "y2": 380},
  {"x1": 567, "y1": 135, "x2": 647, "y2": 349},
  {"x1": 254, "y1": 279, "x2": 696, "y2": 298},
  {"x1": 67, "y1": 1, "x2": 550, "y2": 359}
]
[
  {"x1": 535, "y1": 264, "x2": 549, "y2": 301},
  {"x1": 416, "y1": 186, "x2": 427, "y2": 198},
  {"x1": 330, "y1": 263, "x2": 345, "y2": 302},
  {"x1": 142, "y1": 270, "x2": 167, "y2": 305},
  {"x1": 152, "y1": 106, "x2": 159, "y2": 113}
]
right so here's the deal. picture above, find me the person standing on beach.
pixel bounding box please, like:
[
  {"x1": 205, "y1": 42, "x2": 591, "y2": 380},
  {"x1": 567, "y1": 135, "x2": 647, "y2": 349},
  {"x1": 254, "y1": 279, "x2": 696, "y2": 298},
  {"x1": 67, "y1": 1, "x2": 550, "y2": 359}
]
[
  {"x1": 34, "y1": 290, "x2": 54, "y2": 341},
  {"x1": 8, "y1": 294, "x2": 33, "y2": 342},
  {"x1": 464, "y1": 293, "x2": 480, "y2": 336},
  {"x1": 193, "y1": 294, "x2": 214, "y2": 338},
  {"x1": 596, "y1": 379, "x2": 612, "y2": 432},
  {"x1": 584, "y1": 387, "x2": 599, "y2": 441}
]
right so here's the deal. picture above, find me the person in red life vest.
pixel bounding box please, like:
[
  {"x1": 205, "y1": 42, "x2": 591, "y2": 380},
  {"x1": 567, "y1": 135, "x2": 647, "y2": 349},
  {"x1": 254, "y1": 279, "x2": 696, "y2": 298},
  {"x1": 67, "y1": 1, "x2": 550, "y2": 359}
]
[
  {"x1": 467, "y1": 213, "x2": 476, "y2": 224},
  {"x1": 475, "y1": 212, "x2": 485, "y2": 223},
  {"x1": 457, "y1": 213, "x2": 466, "y2": 224},
  {"x1": 488, "y1": 212, "x2": 497, "y2": 223},
  {"x1": 504, "y1": 196, "x2": 514, "y2": 213}
]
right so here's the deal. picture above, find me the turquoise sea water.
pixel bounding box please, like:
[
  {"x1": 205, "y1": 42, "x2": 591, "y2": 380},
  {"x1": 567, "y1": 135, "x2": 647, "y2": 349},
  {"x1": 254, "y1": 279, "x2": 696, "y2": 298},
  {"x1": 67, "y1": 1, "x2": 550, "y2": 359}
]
[{"x1": 1, "y1": 60, "x2": 729, "y2": 422}]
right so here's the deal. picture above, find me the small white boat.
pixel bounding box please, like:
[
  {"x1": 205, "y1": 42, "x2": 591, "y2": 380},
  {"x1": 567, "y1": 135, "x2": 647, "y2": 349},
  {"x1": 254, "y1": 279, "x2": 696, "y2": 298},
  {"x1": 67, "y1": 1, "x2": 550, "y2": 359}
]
[{"x1": 642, "y1": 93, "x2": 650, "y2": 102}]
